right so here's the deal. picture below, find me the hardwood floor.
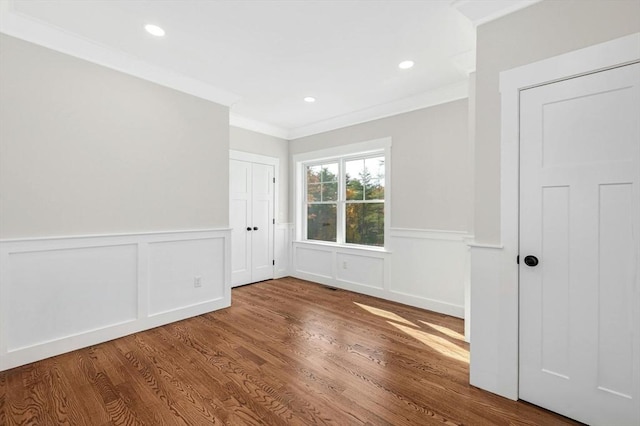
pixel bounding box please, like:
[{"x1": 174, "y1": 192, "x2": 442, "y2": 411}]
[{"x1": 0, "y1": 277, "x2": 580, "y2": 425}]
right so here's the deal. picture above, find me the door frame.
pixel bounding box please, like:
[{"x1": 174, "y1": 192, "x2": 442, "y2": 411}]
[
  {"x1": 229, "y1": 150, "x2": 279, "y2": 280},
  {"x1": 497, "y1": 32, "x2": 640, "y2": 400}
]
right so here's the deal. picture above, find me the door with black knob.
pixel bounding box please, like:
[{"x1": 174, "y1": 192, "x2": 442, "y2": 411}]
[
  {"x1": 519, "y1": 63, "x2": 639, "y2": 425},
  {"x1": 230, "y1": 159, "x2": 274, "y2": 287}
]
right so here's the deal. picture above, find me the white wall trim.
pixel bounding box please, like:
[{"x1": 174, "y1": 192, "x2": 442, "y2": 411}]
[
  {"x1": 451, "y1": 0, "x2": 542, "y2": 27},
  {"x1": 292, "y1": 137, "x2": 392, "y2": 245},
  {"x1": 230, "y1": 114, "x2": 290, "y2": 140},
  {"x1": 0, "y1": 228, "x2": 232, "y2": 244},
  {"x1": 469, "y1": 32, "x2": 640, "y2": 401},
  {"x1": 0, "y1": 0, "x2": 240, "y2": 107},
  {"x1": 390, "y1": 227, "x2": 468, "y2": 241},
  {"x1": 466, "y1": 241, "x2": 503, "y2": 249},
  {"x1": 230, "y1": 150, "x2": 281, "y2": 167},
  {"x1": 291, "y1": 226, "x2": 468, "y2": 319},
  {"x1": 288, "y1": 81, "x2": 468, "y2": 140},
  {"x1": 274, "y1": 223, "x2": 294, "y2": 278},
  {"x1": 292, "y1": 137, "x2": 392, "y2": 163},
  {"x1": 0, "y1": 228, "x2": 231, "y2": 371}
]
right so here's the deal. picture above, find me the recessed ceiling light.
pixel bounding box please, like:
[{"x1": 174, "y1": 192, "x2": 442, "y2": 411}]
[
  {"x1": 398, "y1": 60, "x2": 415, "y2": 69},
  {"x1": 145, "y1": 24, "x2": 165, "y2": 37},
  {"x1": 304, "y1": 97, "x2": 316, "y2": 103}
]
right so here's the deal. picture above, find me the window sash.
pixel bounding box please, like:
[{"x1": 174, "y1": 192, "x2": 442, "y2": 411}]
[{"x1": 304, "y1": 153, "x2": 385, "y2": 247}]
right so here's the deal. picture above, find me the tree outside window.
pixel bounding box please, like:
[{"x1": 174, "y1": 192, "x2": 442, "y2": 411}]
[
  {"x1": 306, "y1": 163, "x2": 338, "y2": 242},
  {"x1": 305, "y1": 155, "x2": 385, "y2": 247},
  {"x1": 345, "y1": 156, "x2": 384, "y2": 246}
]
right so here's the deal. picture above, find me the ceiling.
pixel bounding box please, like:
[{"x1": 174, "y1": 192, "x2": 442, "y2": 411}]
[{"x1": 0, "y1": 0, "x2": 539, "y2": 139}]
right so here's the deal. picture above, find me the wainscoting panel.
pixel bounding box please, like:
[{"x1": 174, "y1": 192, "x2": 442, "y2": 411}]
[
  {"x1": 6, "y1": 244, "x2": 138, "y2": 351},
  {"x1": 291, "y1": 228, "x2": 468, "y2": 320},
  {"x1": 468, "y1": 243, "x2": 519, "y2": 400},
  {"x1": 389, "y1": 229, "x2": 467, "y2": 318},
  {"x1": 336, "y1": 252, "x2": 385, "y2": 289},
  {"x1": 149, "y1": 238, "x2": 226, "y2": 316},
  {"x1": 274, "y1": 223, "x2": 293, "y2": 279},
  {"x1": 294, "y1": 244, "x2": 334, "y2": 279},
  {"x1": 0, "y1": 229, "x2": 231, "y2": 371}
]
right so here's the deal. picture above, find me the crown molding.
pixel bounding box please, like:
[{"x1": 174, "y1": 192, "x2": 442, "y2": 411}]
[
  {"x1": 451, "y1": 0, "x2": 542, "y2": 27},
  {"x1": 0, "y1": 0, "x2": 241, "y2": 107},
  {"x1": 1, "y1": 0, "x2": 471, "y2": 141},
  {"x1": 231, "y1": 78, "x2": 468, "y2": 140},
  {"x1": 288, "y1": 80, "x2": 469, "y2": 140},
  {"x1": 229, "y1": 114, "x2": 290, "y2": 140}
]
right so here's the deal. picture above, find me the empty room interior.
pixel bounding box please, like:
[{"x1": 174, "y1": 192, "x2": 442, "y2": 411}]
[{"x1": 1, "y1": 0, "x2": 639, "y2": 425}]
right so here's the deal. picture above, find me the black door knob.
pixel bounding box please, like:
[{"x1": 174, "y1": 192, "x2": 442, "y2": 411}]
[
  {"x1": 246, "y1": 227, "x2": 252, "y2": 231},
  {"x1": 253, "y1": 226, "x2": 258, "y2": 231},
  {"x1": 524, "y1": 255, "x2": 539, "y2": 267}
]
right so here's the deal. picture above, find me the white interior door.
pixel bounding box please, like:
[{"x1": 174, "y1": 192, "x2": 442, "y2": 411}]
[
  {"x1": 519, "y1": 63, "x2": 640, "y2": 425},
  {"x1": 250, "y1": 163, "x2": 274, "y2": 282},
  {"x1": 230, "y1": 159, "x2": 252, "y2": 285},
  {"x1": 230, "y1": 159, "x2": 274, "y2": 287}
]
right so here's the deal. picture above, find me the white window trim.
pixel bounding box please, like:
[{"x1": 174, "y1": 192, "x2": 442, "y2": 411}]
[{"x1": 293, "y1": 137, "x2": 392, "y2": 251}]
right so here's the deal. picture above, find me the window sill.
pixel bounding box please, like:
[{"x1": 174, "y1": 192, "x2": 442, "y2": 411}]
[{"x1": 293, "y1": 239, "x2": 392, "y2": 254}]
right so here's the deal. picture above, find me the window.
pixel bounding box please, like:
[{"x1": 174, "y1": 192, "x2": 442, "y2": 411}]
[
  {"x1": 303, "y1": 151, "x2": 386, "y2": 248},
  {"x1": 344, "y1": 156, "x2": 384, "y2": 246},
  {"x1": 306, "y1": 162, "x2": 338, "y2": 242}
]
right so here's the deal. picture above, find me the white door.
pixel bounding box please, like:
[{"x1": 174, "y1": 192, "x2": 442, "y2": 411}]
[
  {"x1": 519, "y1": 63, "x2": 640, "y2": 425},
  {"x1": 230, "y1": 159, "x2": 274, "y2": 287},
  {"x1": 250, "y1": 163, "x2": 274, "y2": 283},
  {"x1": 230, "y1": 159, "x2": 252, "y2": 285}
]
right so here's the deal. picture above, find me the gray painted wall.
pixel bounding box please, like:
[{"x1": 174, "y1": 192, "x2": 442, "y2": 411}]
[
  {"x1": 474, "y1": 0, "x2": 640, "y2": 243},
  {"x1": 229, "y1": 126, "x2": 289, "y2": 223},
  {"x1": 290, "y1": 99, "x2": 470, "y2": 232},
  {"x1": 0, "y1": 35, "x2": 230, "y2": 239}
]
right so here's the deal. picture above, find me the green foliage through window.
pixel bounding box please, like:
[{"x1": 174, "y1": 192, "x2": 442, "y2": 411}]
[{"x1": 306, "y1": 155, "x2": 385, "y2": 247}]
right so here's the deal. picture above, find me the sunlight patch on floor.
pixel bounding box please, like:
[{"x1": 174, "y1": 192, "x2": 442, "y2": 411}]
[
  {"x1": 353, "y1": 302, "x2": 417, "y2": 327},
  {"x1": 419, "y1": 320, "x2": 465, "y2": 341},
  {"x1": 387, "y1": 321, "x2": 469, "y2": 363}
]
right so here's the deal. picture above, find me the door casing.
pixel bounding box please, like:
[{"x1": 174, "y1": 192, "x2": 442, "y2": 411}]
[
  {"x1": 229, "y1": 150, "x2": 279, "y2": 286},
  {"x1": 494, "y1": 33, "x2": 640, "y2": 400}
]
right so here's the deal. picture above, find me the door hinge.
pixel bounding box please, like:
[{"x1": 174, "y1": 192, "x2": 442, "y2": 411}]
[
  {"x1": 272, "y1": 260, "x2": 275, "y2": 266},
  {"x1": 517, "y1": 255, "x2": 520, "y2": 264},
  {"x1": 273, "y1": 218, "x2": 275, "y2": 224},
  {"x1": 273, "y1": 177, "x2": 275, "y2": 183}
]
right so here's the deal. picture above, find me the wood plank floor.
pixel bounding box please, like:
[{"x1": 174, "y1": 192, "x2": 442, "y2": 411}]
[{"x1": 0, "y1": 277, "x2": 580, "y2": 425}]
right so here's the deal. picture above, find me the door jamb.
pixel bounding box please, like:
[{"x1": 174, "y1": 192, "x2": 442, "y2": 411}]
[{"x1": 498, "y1": 32, "x2": 640, "y2": 399}]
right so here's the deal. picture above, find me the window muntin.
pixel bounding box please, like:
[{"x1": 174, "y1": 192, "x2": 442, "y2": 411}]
[
  {"x1": 345, "y1": 156, "x2": 384, "y2": 246},
  {"x1": 306, "y1": 162, "x2": 338, "y2": 242},
  {"x1": 305, "y1": 154, "x2": 385, "y2": 247}
]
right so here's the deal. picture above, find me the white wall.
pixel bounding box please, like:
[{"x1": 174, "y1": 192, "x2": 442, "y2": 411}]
[
  {"x1": 0, "y1": 34, "x2": 230, "y2": 239},
  {"x1": 0, "y1": 35, "x2": 232, "y2": 370},
  {"x1": 470, "y1": 0, "x2": 640, "y2": 400},
  {"x1": 289, "y1": 100, "x2": 471, "y2": 319}
]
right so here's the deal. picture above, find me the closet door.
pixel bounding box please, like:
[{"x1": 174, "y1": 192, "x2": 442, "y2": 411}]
[
  {"x1": 230, "y1": 159, "x2": 252, "y2": 285},
  {"x1": 250, "y1": 163, "x2": 274, "y2": 282},
  {"x1": 230, "y1": 159, "x2": 275, "y2": 287}
]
